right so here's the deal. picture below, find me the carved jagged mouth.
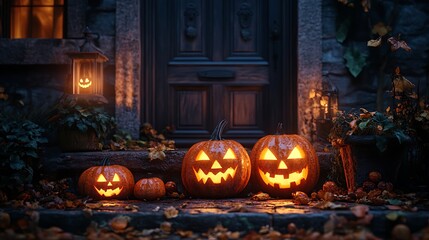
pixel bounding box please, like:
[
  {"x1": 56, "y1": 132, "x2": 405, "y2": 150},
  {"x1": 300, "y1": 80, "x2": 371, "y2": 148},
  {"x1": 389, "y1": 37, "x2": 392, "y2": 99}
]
[
  {"x1": 79, "y1": 82, "x2": 92, "y2": 88},
  {"x1": 258, "y1": 166, "x2": 309, "y2": 189},
  {"x1": 193, "y1": 167, "x2": 237, "y2": 184},
  {"x1": 94, "y1": 187, "x2": 123, "y2": 197}
]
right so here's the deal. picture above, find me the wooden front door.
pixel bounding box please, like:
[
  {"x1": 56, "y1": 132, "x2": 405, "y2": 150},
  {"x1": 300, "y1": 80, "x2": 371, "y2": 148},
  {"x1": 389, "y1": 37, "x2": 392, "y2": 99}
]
[{"x1": 142, "y1": 0, "x2": 297, "y2": 147}]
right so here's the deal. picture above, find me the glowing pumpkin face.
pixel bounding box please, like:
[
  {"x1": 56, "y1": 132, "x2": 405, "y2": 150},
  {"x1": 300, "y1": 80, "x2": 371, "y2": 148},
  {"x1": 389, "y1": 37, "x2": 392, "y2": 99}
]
[
  {"x1": 78, "y1": 159, "x2": 135, "y2": 199},
  {"x1": 181, "y1": 120, "x2": 251, "y2": 198},
  {"x1": 94, "y1": 172, "x2": 123, "y2": 197},
  {"x1": 193, "y1": 148, "x2": 239, "y2": 184},
  {"x1": 78, "y1": 77, "x2": 92, "y2": 89},
  {"x1": 258, "y1": 146, "x2": 309, "y2": 189},
  {"x1": 251, "y1": 134, "x2": 319, "y2": 198}
]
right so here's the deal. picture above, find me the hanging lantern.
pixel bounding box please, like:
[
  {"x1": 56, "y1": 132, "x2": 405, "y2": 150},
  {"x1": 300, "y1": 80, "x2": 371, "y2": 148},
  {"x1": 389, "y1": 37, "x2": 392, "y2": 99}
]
[
  {"x1": 310, "y1": 78, "x2": 339, "y2": 140},
  {"x1": 67, "y1": 27, "x2": 108, "y2": 96}
]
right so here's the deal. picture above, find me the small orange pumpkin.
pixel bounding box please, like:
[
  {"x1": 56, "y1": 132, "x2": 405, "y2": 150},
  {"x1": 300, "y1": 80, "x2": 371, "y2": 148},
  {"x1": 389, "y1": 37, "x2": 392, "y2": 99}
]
[
  {"x1": 134, "y1": 177, "x2": 166, "y2": 200},
  {"x1": 181, "y1": 120, "x2": 251, "y2": 198},
  {"x1": 250, "y1": 124, "x2": 319, "y2": 198},
  {"x1": 78, "y1": 158, "x2": 135, "y2": 199}
]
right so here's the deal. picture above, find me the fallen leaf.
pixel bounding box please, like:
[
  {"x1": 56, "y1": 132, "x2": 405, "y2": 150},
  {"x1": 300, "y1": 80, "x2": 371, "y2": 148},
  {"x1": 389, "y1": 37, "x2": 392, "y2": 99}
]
[
  {"x1": 164, "y1": 206, "x2": 179, "y2": 219},
  {"x1": 250, "y1": 192, "x2": 271, "y2": 201},
  {"x1": 361, "y1": 0, "x2": 371, "y2": 12},
  {"x1": 367, "y1": 36, "x2": 382, "y2": 47},
  {"x1": 85, "y1": 202, "x2": 103, "y2": 209},
  {"x1": 371, "y1": 22, "x2": 390, "y2": 36},
  {"x1": 148, "y1": 143, "x2": 167, "y2": 161},
  {"x1": 350, "y1": 205, "x2": 369, "y2": 218},
  {"x1": 160, "y1": 221, "x2": 172, "y2": 234},
  {"x1": 109, "y1": 215, "x2": 131, "y2": 231},
  {"x1": 292, "y1": 191, "x2": 310, "y2": 205},
  {"x1": 124, "y1": 204, "x2": 139, "y2": 212},
  {"x1": 388, "y1": 36, "x2": 411, "y2": 52}
]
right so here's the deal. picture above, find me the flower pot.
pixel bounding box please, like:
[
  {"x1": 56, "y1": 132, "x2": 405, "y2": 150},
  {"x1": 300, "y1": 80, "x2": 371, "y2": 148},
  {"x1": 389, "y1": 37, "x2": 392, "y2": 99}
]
[
  {"x1": 58, "y1": 128, "x2": 101, "y2": 152},
  {"x1": 345, "y1": 135, "x2": 413, "y2": 190}
]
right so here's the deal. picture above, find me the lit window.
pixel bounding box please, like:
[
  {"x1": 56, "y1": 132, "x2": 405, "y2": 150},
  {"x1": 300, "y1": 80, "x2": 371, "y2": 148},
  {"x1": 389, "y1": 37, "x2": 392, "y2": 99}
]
[{"x1": 10, "y1": 0, "x2": 64, "y2": 39}]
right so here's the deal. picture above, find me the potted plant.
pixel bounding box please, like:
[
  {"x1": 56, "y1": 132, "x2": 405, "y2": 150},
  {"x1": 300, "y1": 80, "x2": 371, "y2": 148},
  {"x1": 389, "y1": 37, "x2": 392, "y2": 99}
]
[
  {"x1": 48, "y1": 94, "x2": 116, "y2": 152},
  {"x1": 328, "y1": 67, "x2": 422, "y2": 191}
]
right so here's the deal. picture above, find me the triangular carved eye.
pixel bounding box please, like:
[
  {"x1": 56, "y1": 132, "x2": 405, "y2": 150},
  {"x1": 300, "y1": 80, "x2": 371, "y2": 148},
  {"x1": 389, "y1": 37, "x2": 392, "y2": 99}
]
[
  {"x1": 287, "y1": 146, "x2": 305, "y2": 159},
  {"x1": 223, "y1": 148, "x2": 237, "y2": 159},
  {"x1": 259, "y1": 148, "x2": 277, "y2": 161},
  {"x1": 97, "y1": 174, "x2": 107, "y2": 182},
  {"x1": 196, "y1": 150, "x2": 210, "y2": 161},
  {"x1": 112, "y1": 173, "x2": 120, "y2": 182}
]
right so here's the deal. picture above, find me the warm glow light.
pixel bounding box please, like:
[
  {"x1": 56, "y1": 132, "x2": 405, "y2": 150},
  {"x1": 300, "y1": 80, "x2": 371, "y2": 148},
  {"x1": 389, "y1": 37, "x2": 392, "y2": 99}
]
[
  {"x1": 97, "y1": 174, "x2": 107, "y2": 182},
  {"x1": 11, "y1": 0, "x2": 64, "y2": 39},
  {"x1": 320, "y1": 96, "x2": 329, "y2": 114},
  {"x1": 112, "y1": 173, "x2": 120, "y2": 182},
  {"x1": 278, "y1": 160, "x2": 288, "y2": 169},
  {"x1": 287, "y1": 147, "x2": 305, "y2": 159},
  {"x1": 79, "y1": 78, "x2": 92, "y2": 88},
  {"x1": 94, "y1": 186, "x2": 123, "y2": 197},
  {"x1": 193, "y1": 167, "x2": 237, "y2": 184},
  {"x1": 196, "y1": 150, "x2": 210, "y2": 161},
  {"x1": 259, "y1": 148, "x2": 277, "y2": 160},
  {"x1": 223, "y1": 148, "x2": 237, "y2": 159},
  {"x1": 258, "y1": 166, "x2": 309, "y2": 189},
  {"x1": 211, "y1": 160, "x2": 222, "y2": 169},
  {"x1": 309, "y1": 89, "x2": 316, "y2": 99}
]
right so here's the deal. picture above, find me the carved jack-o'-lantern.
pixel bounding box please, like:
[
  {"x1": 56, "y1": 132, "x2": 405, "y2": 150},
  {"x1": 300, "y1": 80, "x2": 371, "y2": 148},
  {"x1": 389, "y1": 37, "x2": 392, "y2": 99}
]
[
  {"x1": 78, "y1": 77, "x2": 92, "y2": 89},
  {"x1": 78, "y1": 158, "x2": 134, "y2": 199},
  {"x1": 181, "y1": 120, "x2": 251, "y2": 198},
  {"x1": 250, "y1": 124, "x2": 319, "y2": 198}
]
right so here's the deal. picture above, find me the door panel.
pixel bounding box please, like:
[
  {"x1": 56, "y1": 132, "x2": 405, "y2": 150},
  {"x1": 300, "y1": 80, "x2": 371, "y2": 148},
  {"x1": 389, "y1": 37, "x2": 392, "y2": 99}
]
[{"x1": 143, "y1": 0, "x2": 296, "y2": 147}]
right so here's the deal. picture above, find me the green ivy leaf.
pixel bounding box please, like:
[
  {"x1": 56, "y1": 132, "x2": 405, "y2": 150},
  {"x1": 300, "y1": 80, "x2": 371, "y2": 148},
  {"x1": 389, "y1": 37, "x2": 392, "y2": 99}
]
[
  {"x1": 336, "y1": 16, "x2": 351, "y2": 43},
  {"x1": 344, "y1": 46, "x2": 368, "y2": 78},
  {"x1": 358, "y1": 120, "x2": 369, "y2": 130},
  {"x1": 76, "y1": 123, "x2": 88, "y2": 132},
  {"x1": 375, "y1": 135, "x2": 388, "y2": 152},
  {"x1": 394, "y1": 130, "x2": 411, "y2": 144},
  {"x1": 26, "y1": 151, "x2": 38, "y2": 158},
  {"x1": 9, "y1": 155, "x2": 25, "y2": 170}
]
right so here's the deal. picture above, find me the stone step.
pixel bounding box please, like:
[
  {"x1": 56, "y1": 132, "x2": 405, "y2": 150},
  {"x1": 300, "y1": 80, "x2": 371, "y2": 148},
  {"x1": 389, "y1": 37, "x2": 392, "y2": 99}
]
[
  {"x1": 3, "y1": 199, "x2": 429, "y2": 238},
  {"x1": 42, "y1": 149, "x2": 336, "y2": 193}
]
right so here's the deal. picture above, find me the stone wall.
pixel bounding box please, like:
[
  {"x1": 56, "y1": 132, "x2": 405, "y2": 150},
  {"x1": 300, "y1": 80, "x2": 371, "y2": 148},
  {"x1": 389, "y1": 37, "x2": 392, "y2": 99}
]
[
  {"x1": 1, "y1": 0, "x2": 429, "y2": 142},
  {"x1": 322, "y1": 0, "x2": 429, "y2": 112}
]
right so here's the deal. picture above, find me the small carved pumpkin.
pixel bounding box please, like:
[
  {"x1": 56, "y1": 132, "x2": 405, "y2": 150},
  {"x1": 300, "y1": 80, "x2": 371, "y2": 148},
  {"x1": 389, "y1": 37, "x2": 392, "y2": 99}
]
[
  {"x1": 78, "y1": 158, "x2": 134, "y2": 199},
  {"x1": 134, "y1": 177, "x2": 166, "y2": 200},
  {"x1": 181, "y1": 120, "x2": 251, "y2": 198},
  {"x1": 250, "y1": 124, "x2": 319, "y2": 198},
  {"x1": 78, "y1": 77, "x2": 92, "y2": 89}
]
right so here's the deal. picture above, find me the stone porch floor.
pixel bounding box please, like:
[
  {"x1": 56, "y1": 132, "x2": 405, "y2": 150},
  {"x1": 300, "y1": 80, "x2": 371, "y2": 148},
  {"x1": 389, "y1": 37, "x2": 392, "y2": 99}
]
[
  {"x1": 1, "y1": 149, "x2": 426, "y2": 238},
  {"x1": 3, "y1": 198, "x2": 429, "y2": 239}
]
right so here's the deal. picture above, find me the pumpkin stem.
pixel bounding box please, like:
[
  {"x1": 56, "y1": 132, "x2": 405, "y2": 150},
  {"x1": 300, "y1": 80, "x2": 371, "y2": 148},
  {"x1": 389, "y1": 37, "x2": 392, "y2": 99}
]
[
  {"x1": 275, "y1": 123, "x2": 284, "y2": 135},
  {"x1": 101, "y1": 157, "x2": 110, "y2": 166},
  {"x1": 211, "y1": 120, "x2": 228, "y2": 140}
]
